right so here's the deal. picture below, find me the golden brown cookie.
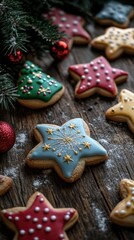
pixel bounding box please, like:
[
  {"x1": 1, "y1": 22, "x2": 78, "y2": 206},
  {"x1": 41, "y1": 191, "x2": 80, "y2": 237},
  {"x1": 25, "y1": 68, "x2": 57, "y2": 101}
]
[
  {"x1": 0, "y1": 175, "x2": 13, "y2": 196},
  {"x1": 0, "y1": 192, "x2": 78, "y2": 240},
  {"x1": 106, "y1": 89, "x2": 134, "y2": 133},
  {"x1": 91, "y1": 27, "x2": 134, "y2": 60},
  {"x1": 110, "y1": 179, "x2": 134, "y2": 227}
]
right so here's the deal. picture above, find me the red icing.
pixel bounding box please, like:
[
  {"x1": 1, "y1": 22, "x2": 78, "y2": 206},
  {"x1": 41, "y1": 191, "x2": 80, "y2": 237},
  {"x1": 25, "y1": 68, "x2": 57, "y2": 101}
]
[
  {"x1": 69, "y1": 56, "x2": 128, "y2": 95},
  {"x1": 44, "y1": 7, "x2": 90, "y2": 45},
  {"x1": 3, "y1": 193, "x2": 76, "y2": 240}
]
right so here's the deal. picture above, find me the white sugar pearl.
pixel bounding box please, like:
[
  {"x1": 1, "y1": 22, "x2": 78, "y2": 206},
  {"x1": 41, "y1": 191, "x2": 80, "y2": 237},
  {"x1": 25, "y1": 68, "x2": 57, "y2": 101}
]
[
  {"x1": 15, "y1": 216, "x2": 19, "y2": 221},
  {"x1": 115, "y1": 210, "x2": 119, "y2": 214},
  {"x1": 93, "y1": 66, "x2": 98, "y2": 71},
  {"x1": 126, "y1": 201, "x2": 131, "y2": 207},
  {"x1": 37, "y1": 224, "x2": 42, "y2": 229},
  {"x1": 42, "y1": 217, "x2": 48, "y2": 222},
  {"x1": 108, "y1": 85, "x2": 112, "y2": 88},
  {"x1": 34, "y1": 237, "x2": 39, "y2": 240},
  {"x1": 106, "y1": 77, "x2": 110, "y2": 81},
  {"x1": 105, "y1": 70, "x2": 109, "y2": 75},
  {"x1": 83, "y1": 65, "x2": 87, "y2": 69},
  {"x1": 51, "y1": 215, "x2": 57, "y2": 221},
  {"x1": 96, "y1": 73, "x2": 100, "y2": 77},
  {"x1": 131, "y1": 197, "x2": 134, "y2": 201},
  {"x1": 26, "y1": 215, "x2": 31, "y2": 220},
  {"x1": 20, "y1": 230, "x2": 26, "y2": 235},
  {"x1": 120, "y1": 210, "x2": 126, "y2": 215},
  {"x1": 35, "y1": 207, "x2": 40, "y2": 212},
  {"x1": 96, "y1": 79, "x2": 100, "y2": 83},
  {"x1": 61, "y1": 17, "x2": 67, "y2": 22},
  {"x1": 45, "y1": 226, "x2": 51, "y2": 232},
  {"x1": 73, "y1": 28, "x2": 78, "y2": 33},
  {"x1": 73, "y1": 20, "x2": 78, "y2": 25},
  {"x1": 88, "y1": 76, "x2": 92, "y2": 81},
  {"x1": 87, "y1": 83, "x2": 91, "y2": 86},
  {"x1": 66, "y1": 24, "x2": 70, "y2": 28},
  {"x1": 40, "y1": 198, "x2": 44, "y2": 202},
  {"x1": 44, "y1": 208, "x2": 49, "y2": 213},
  {"x1": 112, "y1": 69, "x2": 116, "y2": 73},
  {"x1": 33, "y1": 218, "x2": 38, "y2": 222},
  {"x1": 100, "y1": 64, "x2": 105, "y2": 69},
  {"x1": 29, "y1": 228, "x2": 34, "y2": 234},
  {"x1": 8, "y1": 216, "x2": 12, "y2": 220},
  {"x1": 90, "y1": 62, "x2": 94, "y2": 66},
  {"x1": 58, "y1": 23, "x2": 63, "y2": 28},
  {"x1": 84, "y1": 69, "x2": 89, "y2": 74},
  {"x1": 81, "y1": 75, "x2": 86, "y2": 79},
  {"x1": 120, "y1": 106, "x2": 123, "y2": 110},
  {"x1": 64, "y1": 214, "x2": 70, "y2": 220},
  {"x1": 59, "y1": 233, "x2": 64, "y2": 238}
]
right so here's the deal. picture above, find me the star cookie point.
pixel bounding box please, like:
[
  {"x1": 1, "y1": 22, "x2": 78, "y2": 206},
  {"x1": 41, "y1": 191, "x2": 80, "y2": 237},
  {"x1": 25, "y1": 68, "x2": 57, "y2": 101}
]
[
  {"x1": 26, "y1": 118, "x2": 108, "y2": 182},
  {"x1": 0, "y1": 192, "x2": 78, "y2": 240}
]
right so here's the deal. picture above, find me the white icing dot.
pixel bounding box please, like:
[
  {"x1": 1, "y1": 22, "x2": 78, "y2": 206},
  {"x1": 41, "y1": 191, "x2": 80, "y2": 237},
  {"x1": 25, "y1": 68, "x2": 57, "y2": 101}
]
[
  {"x1": 66, "y1": 24, "x2": 70, "y2": 28},
  {"x1": 87, "y1": 82, "x2": 91, "y2": 86},
  {"x1": 126, "y1": 201, "x2": 131, "y2": 207},
  {"x1": 96, "y1": 79, "x2": 100, "y2": 83},
  {"x1": 26, "y1": 215, "x2": 31, "y2": 220},
  {"x1": 120, "y1": 105, "x2": 123, "y2": 110},
  {"x1": 131, "y1": 197, "x2": 134, "y2": 202},
  {"x1": 44, "y1": 208, "x2": 50, "y2": 213},
  {"x1": 64, "y1": 214, "x2": 70, "y2": 220},
  {"x1": 40, "y1": 198, "x2": 44, "y2": 203},
  {"x1": 90, "y1": 62, "x2": 94, "y2": 66},
  {"x1": 108, "y1": 85, "x2": 112, "y2": 88},
  {"x1": 59, "y1": 233, "x2": 64, "y2": 238},
  {"x1": 51, "y1": 215, "x2": 57, "y2": 221},
  {"x1": 115, "y1": 210, "x2": 119, "y2": 214},
  {"x1": 20, "y1": 230, "x2": 26, "y2": 235},
  {"x1": 72, "y1": 28, "x2": 78, "y2": 33},
  {"x1": 93, "y1": 66, "x2": 98, "y2": 71},
  {"x1": 88, "y1": 76, "x2": 92, "y2": 81},
  {"x1": 81, "y1": 75, "x2": 86, "y2": 79},
  {"x1": 29, "y1": 228, "x2": 35, "y2": 234},
  {"x1": 131, "y1": 187, "x2": 134, "y2": 191},
  {"x1": 58, "y1": 23, "x2": 63, "y2": 28},
  {"x1": 8, "y1": 216, "x2": 12, "y2": 220},
  {"x1": 96, "y1": 73, "x2": 100, "y2": 77},
  {"x1": 34, "y1": 238, "x2": 39, "y2": 240},
  {"x1": 106, "y1": 77, "x2": 110, "y2": 81},
  {"x1": 105, "y1": 70, "x2": 109, "y2": 75},
  {"x1": 15, "y1": 216, "x2": 19, "y2": 221},
  {"x1": 33, "y1": 218, "x2": 38, "y2": 222},
  {"x1": 73, "y1": 20, "x2": 78, "y2": 25},
  {"x1": 84, "y1": 69, "x2": 89, "y2": 74},
  {"x1": 37, "y1": 224, "x2": 42, "y2": 229},
  {"x1": 100, "y1": 64, "x2": 105, "y2": 69},
  {"x1": 112, "y1": 69, "x2": 116, "y2": 73},
  {"x1": 35, "y1": 207, "x2": 40, "y2": 212},
  {"x1": 61, "y1": 17, "x2": 67, "y2": 22},
  {"x1": 42, "y1": 217, "x2": 48, "y2": 222},
  {"x1": 120, "y1": 210, "x2": 126, "y2": 215},
  {"x1": 124, "y1": 97, "x2": 128, "y2": 102},
  {"x1": 83, "y1": 65, "x2": 87, "y2": 69},
  {"x1": 97, "y1": 60, "x2": 101, "y2": 64},
  {"x1": 45, "y1": 226, "x2": 51, "y2": 232}
]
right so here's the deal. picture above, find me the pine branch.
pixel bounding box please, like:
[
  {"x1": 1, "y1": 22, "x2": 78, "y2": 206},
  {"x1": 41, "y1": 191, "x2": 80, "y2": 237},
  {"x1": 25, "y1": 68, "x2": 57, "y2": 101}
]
[{"x1": 0, "y1": 66, "x2": 18, "y2": 110}]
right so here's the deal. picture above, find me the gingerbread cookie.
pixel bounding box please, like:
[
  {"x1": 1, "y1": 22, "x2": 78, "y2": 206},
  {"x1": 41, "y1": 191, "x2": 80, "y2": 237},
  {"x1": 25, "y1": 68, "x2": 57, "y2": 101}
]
[
  {"x1": 69, "y1": 56, "x2": 128, "y2": 98},
  {"x1": 91, "y1": 27, "x2": 134, "y2": 60},
  {"x1": 95, "y1": 1, "x2": 134, "y2": 28},
  {"x1": 0, "y1": 175, "x2": 13, "y2": 196},
  {"x1": 26, "y1": 118, "x2": 108, "y2": 183},
  {"x1": 17, "y1": 61, "x2": 64, "y2": 109},
  {"x1": 110, "y1": 179, "x2": 134, "y2": 227},
  {"x1": 0, "y1": 192, "x2": 78, "y2": 239},
  {"x1": 106, "y1": 89, "x2": 134, "y2": 133},
  {"x1": 43, "y1": 7, "x2": 91, "y2": 49}
]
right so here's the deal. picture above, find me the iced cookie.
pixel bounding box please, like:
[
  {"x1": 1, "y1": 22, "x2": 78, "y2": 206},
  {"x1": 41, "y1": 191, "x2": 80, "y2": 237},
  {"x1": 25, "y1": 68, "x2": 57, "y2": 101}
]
[
  {"x1": 26, "y1": 118, "x2": 108, "y2": 183},
  {"x1": 0, "y1": 192, "x2": 78, "y2": 240},
  {"x1": 43, "y1": 7, "x2": 91, "y2": 49},
  {"x1": 91, "y1": 27, "x2": 134, "y2": 60},
  {"x1": 17, "y1": 61, "x2": 64, "y2": 109},
  {"x1": 0, "y1": 175, "x2": 13, "y2": 196},
  {"x1": 69, "y1": 56, "x2": 128, "y2": 98},
  {"x1": 106, "y1": 89, "x2": 134, "y2": 133},
  {"x1": 110, "y1": 179, "x2": 134, "y2": 227},
  {"x1": 95, "y1": 1, "x2": 134, "y2": 28}
]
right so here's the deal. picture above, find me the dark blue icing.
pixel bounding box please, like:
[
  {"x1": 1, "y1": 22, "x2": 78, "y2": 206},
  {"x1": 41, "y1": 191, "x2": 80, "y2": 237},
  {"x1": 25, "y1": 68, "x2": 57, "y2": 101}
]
[
  {"x1": 95, "y1": 1, "x2": 133, "y2": 24},
  {"x1": 29, "y1": 118, "x2": 107, "y2": 178}
]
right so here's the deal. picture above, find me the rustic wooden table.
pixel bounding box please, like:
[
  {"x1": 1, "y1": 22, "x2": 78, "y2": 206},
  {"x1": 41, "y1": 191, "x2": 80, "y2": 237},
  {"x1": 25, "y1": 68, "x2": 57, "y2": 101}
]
[{"x1": 0, "y1": 18, "x2": 134, "y2": 240}]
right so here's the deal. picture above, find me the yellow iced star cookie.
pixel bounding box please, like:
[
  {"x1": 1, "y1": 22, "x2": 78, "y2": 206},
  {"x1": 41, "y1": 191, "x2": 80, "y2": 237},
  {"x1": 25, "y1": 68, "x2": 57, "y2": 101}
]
[
  {"x1": 110, "y1": 179, "x2": 134, "y2": 227},
  {"x1": 91, "y1": 27, "x2": 134, "y2": 60},
  {"x1": 106, "y1": 89, "x2": 134, "y2": 133}
]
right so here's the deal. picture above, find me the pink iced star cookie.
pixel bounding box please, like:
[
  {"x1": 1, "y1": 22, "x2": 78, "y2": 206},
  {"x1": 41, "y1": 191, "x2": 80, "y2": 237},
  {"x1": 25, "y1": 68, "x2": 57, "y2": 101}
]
[
  {"x1": 69, "y1": 56, "x2": 128, "y2": 98},
  {"x1": 91, "y1": 27, "x2": 134, "y2": 60},
  {"x1": 43, "y1": 7, "x2": 91, "y2": 49},
  {"x1": 0, "y1": 192, "x2": 78, "y2": 240}
]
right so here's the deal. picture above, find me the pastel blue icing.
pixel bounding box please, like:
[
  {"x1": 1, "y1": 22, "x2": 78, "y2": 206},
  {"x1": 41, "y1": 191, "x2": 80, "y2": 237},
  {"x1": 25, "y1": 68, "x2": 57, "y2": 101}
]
[
  {"x1": 30, "y1": 118, "x2": 107, "y2": 178},
  {"x1": 96, "y1": 1, "x2": 133, "y2": 24}
]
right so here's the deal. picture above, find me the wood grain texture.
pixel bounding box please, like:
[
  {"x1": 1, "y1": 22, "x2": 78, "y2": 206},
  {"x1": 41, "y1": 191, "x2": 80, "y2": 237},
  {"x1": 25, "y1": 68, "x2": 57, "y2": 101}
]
[{"x1": 0, "y1": 18, "x2": 134, "y2": 240}]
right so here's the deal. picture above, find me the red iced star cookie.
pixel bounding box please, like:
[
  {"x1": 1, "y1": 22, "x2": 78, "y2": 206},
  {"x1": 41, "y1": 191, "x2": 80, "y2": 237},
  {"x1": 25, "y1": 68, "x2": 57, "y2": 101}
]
[
  {"x1": 0, "y1": 192, "x2": 78, "y2": 240},
  {"x1": 69, "y1": 56, "x2": 128, "y2": 98},
  {"x1": 43, "y1": 7, "x2": 91, "y2": 49}
]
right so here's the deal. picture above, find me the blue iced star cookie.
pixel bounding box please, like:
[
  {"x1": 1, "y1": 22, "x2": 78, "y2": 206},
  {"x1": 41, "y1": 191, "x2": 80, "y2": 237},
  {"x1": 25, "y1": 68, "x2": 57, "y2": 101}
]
[
  {"x1": 26, "y1": 118, "x2": 108, "y2": 182},
  {"x1": 95, "y1": 1, "x2": 134, "y2": 28}
]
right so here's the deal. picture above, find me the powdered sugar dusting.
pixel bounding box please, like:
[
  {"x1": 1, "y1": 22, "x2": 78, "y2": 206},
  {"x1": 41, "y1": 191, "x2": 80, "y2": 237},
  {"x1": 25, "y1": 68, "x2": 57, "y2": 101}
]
[
  {"x1": 91, "y1": 203, "x2": 108, "y2": 232},
  {"x1": 13, "y1": 132, "x2": 28, "y2": 152},
  {"x1": 33, "y1": 176, "x2": 50, "y2": 189},
  {"x1": 3, "y1": 166, "x2": 19, "y2": 179}
]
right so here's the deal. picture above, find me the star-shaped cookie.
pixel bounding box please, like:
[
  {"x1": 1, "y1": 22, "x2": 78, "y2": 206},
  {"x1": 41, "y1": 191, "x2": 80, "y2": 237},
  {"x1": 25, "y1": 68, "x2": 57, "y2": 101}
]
[
  {"x1": 95, "y1": 1, "x2": 134, "y2": 28},
  {"x1": 0, "y1": 192, "x2": 78, "y2": 240},
  {"x1": 26, "y1": 118, "x2": 108, "y2": 182},
  {"x1": 91, "y1": 27, "x2": 134, "y2": 60},
  {"x1": 106, "y1": 89, "x2": 134, "y2": 133},
  {"x1": 69, "y1": 56, "x2": 128, "y2": 98},
  {"x1": 43, "y1": 7, "x2": 91, "y2": 49},
  {"x1": 110, "y1": 179, "x2": 134, "y2": 227}
]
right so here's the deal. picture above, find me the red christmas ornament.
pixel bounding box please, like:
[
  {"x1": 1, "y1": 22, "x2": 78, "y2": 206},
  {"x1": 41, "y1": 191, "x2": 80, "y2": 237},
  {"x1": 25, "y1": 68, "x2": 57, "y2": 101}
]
[
  {"x1": 50, "y1": 41, "x2": 69, "y2": 60},
  {"x1": 8, "y1": 50, "x2": 23, "y2": 63},
  {"x1": 0, "y1": 121, "x2": 16, "y2": 154}
]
